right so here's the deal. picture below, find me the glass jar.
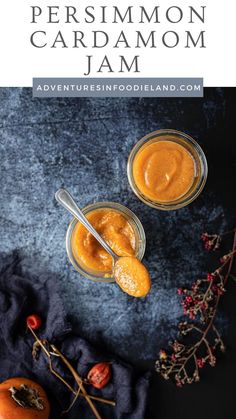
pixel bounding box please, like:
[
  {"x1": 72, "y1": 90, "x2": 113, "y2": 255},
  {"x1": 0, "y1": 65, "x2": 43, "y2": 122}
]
[
  {"x1": 127, "y1": 129, "x2": 208, "y2": 210},
  {"x1": 66, "y1": 201, "x2": 146, "y2": 282}
]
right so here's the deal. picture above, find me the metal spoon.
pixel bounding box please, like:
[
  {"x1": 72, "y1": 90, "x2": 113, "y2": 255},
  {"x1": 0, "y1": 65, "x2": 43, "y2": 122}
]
[{"x1": 55, "y1": 188, "x2": 119, "y2": 265}]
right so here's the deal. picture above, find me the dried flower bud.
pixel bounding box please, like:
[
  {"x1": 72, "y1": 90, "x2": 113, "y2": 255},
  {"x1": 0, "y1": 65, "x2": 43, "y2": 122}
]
[
  {"x1": 209, "y1": 356, "x2": 216, "y2": 367},
  {"x1": 87, "y1": 363, "x2": 111, "y2": 389},
  {"x1": 220, "y1": 254, "x2": 230, "y2": 264},
  {"x1": 159, "y1": 350, "x2": 167, "y2": 360}
]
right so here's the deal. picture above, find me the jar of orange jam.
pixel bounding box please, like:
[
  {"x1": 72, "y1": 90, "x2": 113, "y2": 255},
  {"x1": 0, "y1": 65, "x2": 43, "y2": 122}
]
[
  {"x1": 127, "y1": 129, "x2": 208, "y2": 210},
  {"x1": 66, "y1": 202, "x2": 146, "y2": 282}
]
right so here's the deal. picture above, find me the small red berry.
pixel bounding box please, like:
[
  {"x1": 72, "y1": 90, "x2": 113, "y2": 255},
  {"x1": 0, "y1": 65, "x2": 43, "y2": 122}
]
[
  {"x1": 189, "y1": 310, "x2": 196, "y2": 320},
  {"x1": 212, "y1": 284, "x2": 218, "y2": 293},
  {"x1": 201, "y1": 233, "x2": 208, "y2": 242},
  {"x1": 197, "y1": 358, "x2": 205, "y2": 368},
  {"x1": 207, "y1": 273, "x2": 215, "y2": 282},
  {"x1": 212, "y1": 284, "x2": 223, "y2": 295},
  {"x1": 192, "y1": 282, "x2": 198, "y2": 291},
  {"x1": 186, "y1": 296, "x2": 193, "y2": 304},
  {"x1": 177, "y1": 288, "x2": 183, "y2": 295},
  {"x1": 205, "y1": 241, "x2": 213, "y2": 251},
  {"x1": 26, "y1": 314, "x2": 42, "y2": 330},
  {"x1": 217, "y1": 287, "x2": 224, "y2": 296}
]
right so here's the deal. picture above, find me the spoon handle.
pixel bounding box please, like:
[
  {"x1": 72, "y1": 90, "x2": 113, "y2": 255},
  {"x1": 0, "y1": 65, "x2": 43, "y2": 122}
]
[{"x1": 55, "y1": 188, "x2": 118, "y2": 261}]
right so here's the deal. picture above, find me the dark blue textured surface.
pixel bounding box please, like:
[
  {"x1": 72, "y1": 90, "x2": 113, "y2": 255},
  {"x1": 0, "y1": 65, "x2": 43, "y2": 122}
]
[{"x1": 0, "y1": 88, "x2": 235, "y2": 366}]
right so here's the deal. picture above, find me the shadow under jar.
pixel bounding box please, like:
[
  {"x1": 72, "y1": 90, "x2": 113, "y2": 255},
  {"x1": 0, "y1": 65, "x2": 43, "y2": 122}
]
[
  {"x1": 127, "y1": 129, "x2": 208, "y2": 210},
  {"x1": 66, "y1": 202, "x2": 146, "y2": 282}
]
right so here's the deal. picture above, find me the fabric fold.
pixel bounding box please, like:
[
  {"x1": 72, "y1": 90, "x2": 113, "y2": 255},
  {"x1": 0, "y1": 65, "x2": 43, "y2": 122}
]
[{"x1": 0, "y1": 252, "x2": 150, "y2": 418}]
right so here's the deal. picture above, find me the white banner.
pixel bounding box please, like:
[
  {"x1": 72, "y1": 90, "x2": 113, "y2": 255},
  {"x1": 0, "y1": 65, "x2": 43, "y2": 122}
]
[{"x1": 0, "y1": 0, "x2": 235, "y2": 87}]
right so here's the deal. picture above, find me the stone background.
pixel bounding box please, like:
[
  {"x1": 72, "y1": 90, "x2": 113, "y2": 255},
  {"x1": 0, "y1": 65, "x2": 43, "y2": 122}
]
[{"x1": 1, "y1": 88, "x2": 236, "y2": 418}]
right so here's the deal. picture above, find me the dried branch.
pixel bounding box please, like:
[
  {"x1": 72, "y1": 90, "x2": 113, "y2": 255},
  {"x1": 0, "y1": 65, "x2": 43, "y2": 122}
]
[
  {"x1": 156, "y1": 229, "x2": 236, "y2": 386},
  {"x1": 27, "y1": 326, "x2": 115, "y2": 415}
]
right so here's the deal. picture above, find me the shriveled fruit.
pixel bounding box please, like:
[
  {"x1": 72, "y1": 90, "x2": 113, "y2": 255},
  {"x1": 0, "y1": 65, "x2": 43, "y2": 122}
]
[
  {"x1": 0, "y1": 377, "x2": 50, "y2": 419},
  {"x1": 87, "y1": 363, "x2": 111, "y2": 389}
]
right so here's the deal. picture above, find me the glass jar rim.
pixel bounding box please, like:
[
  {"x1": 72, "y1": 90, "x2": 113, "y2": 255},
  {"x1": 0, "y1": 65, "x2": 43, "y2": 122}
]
[
  {"x1": 127, "y1": 129, "x2": 208, "y2": 210},
  {"x1": 66, "y1": 201, "x2": 146, "y2": 282}
]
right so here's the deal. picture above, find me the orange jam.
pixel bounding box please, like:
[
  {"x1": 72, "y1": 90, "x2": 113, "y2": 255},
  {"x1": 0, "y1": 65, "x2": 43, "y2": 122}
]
[
  {"x1": 133, "y1": 140, "x2": 195, "y2": 202},
  {"x1": 71, "y1": 209, "x2": 136, "y2": 273}
]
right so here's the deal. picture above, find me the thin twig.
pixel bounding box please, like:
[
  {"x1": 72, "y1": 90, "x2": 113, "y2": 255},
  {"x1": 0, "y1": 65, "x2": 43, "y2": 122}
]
[
  {"x1": 62, "y1": 387, "x2": 81, "y2": 415},
  {"x1": 28, "y1": 328, "x2": 115, "y2": 407},
  {"x1": 51, "y1": 345, "x2": 102, "y2": 419}
]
